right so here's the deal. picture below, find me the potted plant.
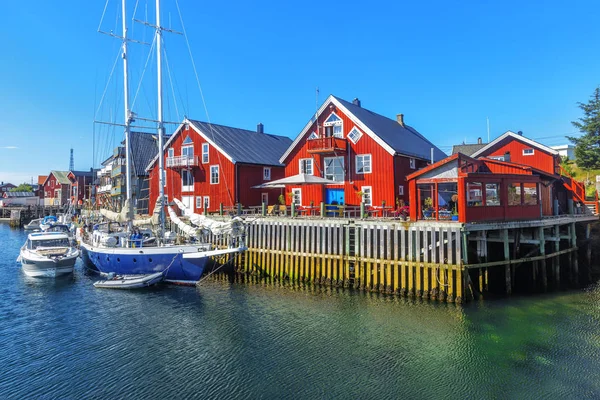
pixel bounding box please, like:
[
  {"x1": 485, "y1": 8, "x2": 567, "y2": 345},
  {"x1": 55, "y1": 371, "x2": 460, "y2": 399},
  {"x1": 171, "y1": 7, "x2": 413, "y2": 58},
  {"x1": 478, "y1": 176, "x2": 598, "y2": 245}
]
[
  {"x1": 356, "y1": 190, "x2": 364, "y2": 204},
  {"x1": 278, "y1": 194, "x2": 285, "y2": 205},
  {"x1": 423, "y1": 197, "x2": 433, "y2": 218}
]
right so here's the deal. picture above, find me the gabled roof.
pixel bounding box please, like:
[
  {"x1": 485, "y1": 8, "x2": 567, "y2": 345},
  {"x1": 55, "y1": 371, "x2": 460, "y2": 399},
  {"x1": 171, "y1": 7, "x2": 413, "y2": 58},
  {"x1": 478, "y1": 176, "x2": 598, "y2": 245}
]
[
  {"x1": 451, "y1": 143, "x2": 487, "y2": 156},
  {"x1": 44, "y1": 171, "x2": 71, "y2": 185},
  {"x1": 147, "y1": 119, "x2": 293, "y2": 170},
  {"x1": 130, "y1": 131, "x2": 159, "y2": 176},
  {"x1": 471, "y1": 131, "x2": 559, "y2": 158},
  {"x1": 0, "y1": 182, "x2": 16, "y2": 188},
  {"x1": 70, "y1": 170, "x2": 94, "y2": 178},
  {"x1": 406, "y1": 153, "x2": 463, "y2": 181},
  {"x1": 280, "y1": 95, "x2": 446, "y2": 163},
  {"x1": 37, "y1": 175, "x2": 47, "y2": 185}
]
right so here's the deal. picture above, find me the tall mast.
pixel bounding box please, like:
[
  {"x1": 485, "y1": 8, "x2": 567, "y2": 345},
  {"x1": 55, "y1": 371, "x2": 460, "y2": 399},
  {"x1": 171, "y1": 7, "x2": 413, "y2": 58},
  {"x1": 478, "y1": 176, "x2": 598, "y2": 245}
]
[
  {"x1": 122, "y1": 0, "x2": 133, "y2": 225},
  {"x1": 156, "y1": 0, "x2": 166, "y2": 236}
]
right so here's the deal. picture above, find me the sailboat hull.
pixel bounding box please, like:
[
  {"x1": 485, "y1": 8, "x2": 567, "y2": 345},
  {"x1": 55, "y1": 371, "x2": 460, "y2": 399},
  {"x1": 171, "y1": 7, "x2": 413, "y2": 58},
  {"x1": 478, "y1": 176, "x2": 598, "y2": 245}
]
[{"x1": 79, "y1": 243, "x2": 209, "y2": 285}]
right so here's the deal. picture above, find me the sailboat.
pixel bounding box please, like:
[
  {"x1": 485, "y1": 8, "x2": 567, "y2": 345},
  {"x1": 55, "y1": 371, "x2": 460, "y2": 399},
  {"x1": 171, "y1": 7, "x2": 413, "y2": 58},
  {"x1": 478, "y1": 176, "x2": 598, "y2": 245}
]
[{"x1": 79, "y1": 0, "x2": 247, "y2": 285}]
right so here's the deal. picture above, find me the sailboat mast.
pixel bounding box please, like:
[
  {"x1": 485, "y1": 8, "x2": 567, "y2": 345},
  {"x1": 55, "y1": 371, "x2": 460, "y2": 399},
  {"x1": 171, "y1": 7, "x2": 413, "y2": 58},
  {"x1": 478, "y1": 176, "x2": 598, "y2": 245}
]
[
  {"x1": 156, "y1": 0, "x2": 166, "y2": 235},
  {"x1": 122, "y1": 0, "x2": 133, "y2": 225}
]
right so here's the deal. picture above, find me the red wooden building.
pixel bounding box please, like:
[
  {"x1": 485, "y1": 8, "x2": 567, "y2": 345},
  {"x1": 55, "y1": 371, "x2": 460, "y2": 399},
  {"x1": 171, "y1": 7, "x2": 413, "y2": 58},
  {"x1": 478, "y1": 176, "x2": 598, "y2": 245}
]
[
  {"x1": 41, "y1": 170, "x2": 94, "y2": 206},
  {"x1": 278, "y1": 95, "x2": 446, "y2": 209},
  {"x1": 147, "y1": 119, "x2": 292, "y2": 213},
  {"x1": 406, "y1": 153, "x2": 565, "y2": 223}
]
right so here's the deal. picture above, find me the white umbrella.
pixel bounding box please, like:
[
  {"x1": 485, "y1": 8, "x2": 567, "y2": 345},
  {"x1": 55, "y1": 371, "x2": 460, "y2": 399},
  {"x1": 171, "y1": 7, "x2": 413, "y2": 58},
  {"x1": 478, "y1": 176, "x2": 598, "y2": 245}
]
[{"x1": 251, "y1": 173, "x2": 335, "y2": 188}]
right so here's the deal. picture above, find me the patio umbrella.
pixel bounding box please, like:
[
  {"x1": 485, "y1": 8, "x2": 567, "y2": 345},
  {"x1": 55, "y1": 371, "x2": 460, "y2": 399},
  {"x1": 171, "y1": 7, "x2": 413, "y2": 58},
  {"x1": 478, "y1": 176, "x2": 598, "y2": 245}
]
[{"x1": 251, "y1": 173, "x2": 335, "y2": 188}]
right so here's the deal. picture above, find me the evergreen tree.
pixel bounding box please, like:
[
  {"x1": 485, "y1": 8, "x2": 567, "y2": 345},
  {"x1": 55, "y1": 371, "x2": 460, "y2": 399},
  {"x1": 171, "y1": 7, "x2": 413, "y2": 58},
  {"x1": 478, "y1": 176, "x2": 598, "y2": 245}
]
[{"x1": 568, "y1": 87, "x2": 600, "y2": 169}]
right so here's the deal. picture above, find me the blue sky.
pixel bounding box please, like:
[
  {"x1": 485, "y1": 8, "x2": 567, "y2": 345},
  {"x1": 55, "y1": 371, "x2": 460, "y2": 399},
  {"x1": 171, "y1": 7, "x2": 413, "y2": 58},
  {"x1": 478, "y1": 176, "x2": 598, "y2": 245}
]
[{"x1": 1, "y1": 0, "x2": 599, "y2": 185}]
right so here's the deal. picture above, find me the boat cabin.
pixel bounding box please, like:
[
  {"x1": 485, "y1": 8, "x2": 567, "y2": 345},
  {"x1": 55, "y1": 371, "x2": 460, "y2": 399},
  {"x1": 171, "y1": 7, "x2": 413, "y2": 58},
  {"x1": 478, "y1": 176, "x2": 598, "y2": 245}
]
[{"x1": 407, "y1": 153, "x2": 566, "y2": 223}]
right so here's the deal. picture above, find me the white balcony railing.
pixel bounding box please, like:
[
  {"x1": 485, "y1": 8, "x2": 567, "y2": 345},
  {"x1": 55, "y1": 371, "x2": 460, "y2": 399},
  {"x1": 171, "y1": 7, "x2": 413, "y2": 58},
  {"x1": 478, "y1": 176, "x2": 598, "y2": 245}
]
[
  {"x1": 166, "y1": 155, "x2": 199, "y2": 168},
  {"x1": 98, "y1": 184, "x2": 113, "y2": 194}
]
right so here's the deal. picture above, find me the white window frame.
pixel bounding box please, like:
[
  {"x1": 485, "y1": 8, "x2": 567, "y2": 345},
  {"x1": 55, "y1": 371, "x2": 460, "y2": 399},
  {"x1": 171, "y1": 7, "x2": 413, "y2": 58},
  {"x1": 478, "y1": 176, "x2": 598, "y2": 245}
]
[
  {"x1": 291, "y1": 188, "x2": 302, "y2": 206},
  {"x1": 308, "y1": 131, "x2": 318, "y2": 140},
  {"x1": 523, "y1": 148, "x2": 535, "y2": 156},
  {"x1": 210, "y1": 165, "x2": 219, "y2": 184},
  {"x1": 361, "y1": 186, "x2": 372, "y2": 207},
  {"x1": 355, "y1": 154, "x2": 372, "y2": 174},
  {"x1": 323, "y1": 112, "x2": 343, "y2": 138},
  {"x1": 299, "y1": 158, "x2": 313, "y2": 175},
  {"x1": 410, "y1": 158, "x2": 416, "y2": 169},
  {"x1": 398, "y1": 185, "x2": 404, "y2": 196},
  {"x1": 168, "y1": 148, "x2": 174, "y2": 158},
  {"x1": 196, "y1": 196, "x2": 202, "y2": 209},
  {"x1": 202, "y1": 143, "x2": 209, "y2": 164},
  {"x1": 203, "y1": 196, "x2": 210, "y2": 210},
  {"x1": 261, "y1": 193, "x2": 268, "y2": 205},
  {"x1": 181, "y1": 169, "x2": 194, "y2": 192},
  {"x1": 347, "y1": 127, "x2": 363, "y2": 144},
  {"x1": 263, "y1": 167, "x2": 271, "y2": 181},
  {"x1": 182, "y1": 145, "x2": 194, "y2": 159},
  {"x1": 324, "y1": 156, "x2": 345, "y2": 182}
]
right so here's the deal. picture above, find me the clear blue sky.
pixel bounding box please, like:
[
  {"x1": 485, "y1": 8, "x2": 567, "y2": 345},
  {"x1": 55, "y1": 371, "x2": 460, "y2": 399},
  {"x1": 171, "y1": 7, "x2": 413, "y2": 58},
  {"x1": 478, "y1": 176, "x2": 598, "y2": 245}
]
[{"x1": 1, "y1": 0, "x2": 599, "y2": 185}]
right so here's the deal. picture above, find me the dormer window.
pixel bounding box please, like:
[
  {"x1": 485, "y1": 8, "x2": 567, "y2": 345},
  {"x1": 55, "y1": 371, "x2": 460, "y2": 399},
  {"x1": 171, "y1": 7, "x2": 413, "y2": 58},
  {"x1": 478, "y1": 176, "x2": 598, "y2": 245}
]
[
  {"x1": 523, "y1": 148, "x2": 534, "y2": 156},
  {"x1": 323, "y1": 112, "x2": 343, "y2": 138},
  {"x1": 347, "y1": 127, "x2": 362, "y2": 144}
]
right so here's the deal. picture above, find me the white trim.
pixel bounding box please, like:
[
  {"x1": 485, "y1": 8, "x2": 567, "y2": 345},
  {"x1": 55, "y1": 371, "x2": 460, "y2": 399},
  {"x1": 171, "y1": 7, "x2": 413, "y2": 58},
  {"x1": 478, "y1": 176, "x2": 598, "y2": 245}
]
[
  {"x1": 263, "y1": 167, "x2": 271, "y2": 181},
  {"x1": 279, "y1": 95, "x2": 397, "y2": 164},
  {"x1": 196, "y1": 196, "x2": 202, "y2": 209},
  {"x1": 203, "y1": 196, "x2": 210, "y2": 210},
  {"x1": 291, "y1": 188, "x2": 302, "y2": 206},
  {"x1": 201, "y1": 143, "x2": 209, "y2": 164},
  {"x1": 181, "y1": 169, "x2": 194, "y2": 192},
  {"x1": 410, "y1": 157, "x2": 416, "y2": 169},
  {"x1": 324, "y1": 156, "x2": 345, "y2": 182},
  {"x1": 398, "y1": 185, "x2": 404, "y2": 196},
  {"x1": 361, "y1": 186, "x2": 372, "y2": 206},
  {"x1": 471, "y1": 131, "x2": 559, "y2": 158},
  {"x1": 355, "y1": 154, "x2": 372, "y2": 174},
  {"x1": 210, "y1": 165, "x2": 219, "y2": 184},
  {"x1": 522, "y1": 148, "x2": 534, "y2": 156},
  {"x1": 347, "y1": 126, "x2": 363, "y2": 144},
  {"x1": 299, "y1": 158, "x2": 313, "y2": 175}
]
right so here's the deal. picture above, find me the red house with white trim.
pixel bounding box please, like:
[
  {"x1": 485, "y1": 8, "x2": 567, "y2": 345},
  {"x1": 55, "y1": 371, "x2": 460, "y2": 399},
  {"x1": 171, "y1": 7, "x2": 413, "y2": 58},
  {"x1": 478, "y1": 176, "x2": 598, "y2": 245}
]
[
  {"x1": 147, "y1": 119, "x2": 292, "y2": 213},
  {"x1": 278, "y1": 95, "x2": 446, "y2": 209}
]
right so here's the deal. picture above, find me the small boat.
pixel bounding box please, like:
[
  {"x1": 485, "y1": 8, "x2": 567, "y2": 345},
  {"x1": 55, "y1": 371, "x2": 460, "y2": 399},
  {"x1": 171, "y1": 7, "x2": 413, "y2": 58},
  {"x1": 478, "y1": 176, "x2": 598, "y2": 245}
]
[
  {"x1": 93, "y1": 271, "x2": 165, "y2": 289},
  {"x1": 24, "y1": 218, "x2": 42, "y2": 231},
  {"x1": 18, "y1": 232, "x2": 79, "y2": 277}
]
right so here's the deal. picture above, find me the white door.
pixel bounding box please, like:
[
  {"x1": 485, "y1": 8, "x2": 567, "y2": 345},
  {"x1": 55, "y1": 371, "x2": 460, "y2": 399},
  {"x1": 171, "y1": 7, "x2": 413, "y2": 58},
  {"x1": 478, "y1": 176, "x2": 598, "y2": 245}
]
[{"x1": 182, "y1": 196, "x2": 194, "y2": 216}]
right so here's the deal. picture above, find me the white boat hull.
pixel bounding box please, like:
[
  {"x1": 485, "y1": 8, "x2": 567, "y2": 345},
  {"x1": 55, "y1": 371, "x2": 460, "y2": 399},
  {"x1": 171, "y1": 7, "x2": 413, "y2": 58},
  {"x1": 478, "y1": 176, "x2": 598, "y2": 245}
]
[
  {"x1": 20, "y1": 253, "x2": 78, "y2": 277},
  {"x1": 93, "y1": 271, "x2": 164, "y2": 289}
]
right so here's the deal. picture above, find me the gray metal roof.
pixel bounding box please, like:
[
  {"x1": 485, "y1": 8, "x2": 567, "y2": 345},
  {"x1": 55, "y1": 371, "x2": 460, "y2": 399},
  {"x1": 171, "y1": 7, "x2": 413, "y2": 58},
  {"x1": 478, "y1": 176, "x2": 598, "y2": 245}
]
[
  {"x1": 130, "y1": 132, "x2": 159, "y2": 176},
  {"x1": 4, "y1": 191, "x2": 36, "y2": 198},
  {"x1": 188, "y1": 120, "x2": 292, "y2": 166},
  {"x1": 333, "y1": 96, "x2": 446, "y2": 161},
  {"x1": 451, "y1": 143, "x2": 487, "y2": 156}
]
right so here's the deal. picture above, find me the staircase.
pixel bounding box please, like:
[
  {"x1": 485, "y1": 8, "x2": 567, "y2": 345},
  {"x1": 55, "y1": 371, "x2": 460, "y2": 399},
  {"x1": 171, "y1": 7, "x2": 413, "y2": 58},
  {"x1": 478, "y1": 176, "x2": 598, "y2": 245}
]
[{"x1": 560, "y1": 166, "x2": 598, "y2": 215}]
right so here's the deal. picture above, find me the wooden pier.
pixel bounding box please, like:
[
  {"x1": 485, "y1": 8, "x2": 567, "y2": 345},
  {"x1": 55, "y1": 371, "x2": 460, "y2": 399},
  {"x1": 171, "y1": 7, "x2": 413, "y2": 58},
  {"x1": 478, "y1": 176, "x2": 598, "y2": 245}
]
[{"x1": 204, "y1": 214, "x2": 598, "y2": 303}]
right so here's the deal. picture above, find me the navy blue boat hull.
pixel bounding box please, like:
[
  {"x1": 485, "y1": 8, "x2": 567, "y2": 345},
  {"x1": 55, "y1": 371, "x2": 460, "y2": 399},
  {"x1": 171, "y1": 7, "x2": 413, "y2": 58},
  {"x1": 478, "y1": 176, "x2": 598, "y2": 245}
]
[{"x1": 80, "y1": 244, "x2": 208, "y2": 285}]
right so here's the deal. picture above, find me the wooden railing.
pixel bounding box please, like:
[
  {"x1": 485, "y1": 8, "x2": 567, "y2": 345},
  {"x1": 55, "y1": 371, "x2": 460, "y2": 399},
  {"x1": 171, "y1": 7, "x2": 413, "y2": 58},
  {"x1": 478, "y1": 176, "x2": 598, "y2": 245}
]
[{"x1": 307, "y1": 137, "x2": 347, "y2": 154}]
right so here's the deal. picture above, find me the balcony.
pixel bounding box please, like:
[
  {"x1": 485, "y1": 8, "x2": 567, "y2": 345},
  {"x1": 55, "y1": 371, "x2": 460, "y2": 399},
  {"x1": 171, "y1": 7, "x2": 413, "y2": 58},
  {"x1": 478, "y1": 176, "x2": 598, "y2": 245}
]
[
  {"x1": 111, "y1": 185, "x2": 123, "y2": 196},
  {"x1": 98, "y1": 184, "x2": 112, "y2": 194},
  {"x1": 166, "y1": 155, "x2": 200, "y2": 169},
  {"x1": 112, "y1": 165, "x2": 126, "y2": 178},
  {"x1": 307, "y1": 137, "x2": 347, "y2": 154}
]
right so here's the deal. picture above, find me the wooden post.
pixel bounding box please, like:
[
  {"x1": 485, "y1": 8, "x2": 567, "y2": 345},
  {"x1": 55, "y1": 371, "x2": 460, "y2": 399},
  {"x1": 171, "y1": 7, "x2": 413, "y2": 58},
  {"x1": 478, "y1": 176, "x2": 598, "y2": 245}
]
[
  {"x1": 503, "y1": 228, "x2": 511, "y2": 295},
  {"x1": 571, "y1": 222, "x2": 579, "y2": 285},
  {"x1": 219, "y1": 203, "x2": 223, "y2": 216},
  {"x1": 586, "y1": 223, "x2": 592, "y2": 283},
  {"x1": 539, "y1": 226, "x2": 547, "y2": 292},
  {"x1": 261, "y1": 202, "x2": 266, "y2": 217},
  {"x1": 554, "y1": 225, "x2": 560, "y2": 288},
  {"x1": 320, "y1": 202, "x2": 325, "y2": 218}
]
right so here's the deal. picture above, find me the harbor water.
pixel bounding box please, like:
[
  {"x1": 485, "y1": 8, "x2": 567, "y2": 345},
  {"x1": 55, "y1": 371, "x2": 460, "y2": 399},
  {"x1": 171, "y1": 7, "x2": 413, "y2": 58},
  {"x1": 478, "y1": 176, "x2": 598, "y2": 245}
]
[{"x1": 2, "y1": 222, "x2": 600, "y2": 399}]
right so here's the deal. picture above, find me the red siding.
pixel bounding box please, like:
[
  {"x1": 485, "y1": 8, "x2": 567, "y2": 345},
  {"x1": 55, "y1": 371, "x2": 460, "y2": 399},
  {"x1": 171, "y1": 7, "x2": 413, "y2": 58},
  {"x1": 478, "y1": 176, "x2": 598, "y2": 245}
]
[
  {"x1": 282, "y1": 101, "x2": 418, "y2": 207},
  {"x1": 43, "y1": 173, "x2": 70, "y2": 205},
  {"x1": 479, "y1": 137, "x2": 558, "y2": 175}
]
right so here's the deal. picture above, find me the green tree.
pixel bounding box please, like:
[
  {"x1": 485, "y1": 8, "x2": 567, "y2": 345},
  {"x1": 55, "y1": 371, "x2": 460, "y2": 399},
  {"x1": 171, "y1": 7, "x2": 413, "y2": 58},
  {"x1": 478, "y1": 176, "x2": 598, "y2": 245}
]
[
  {"x1": 10, "y1": 184, "x2": 32, "y2": 192},
  {"x1": 568, "y1": 87, "x2": 600, "y2": 169}
]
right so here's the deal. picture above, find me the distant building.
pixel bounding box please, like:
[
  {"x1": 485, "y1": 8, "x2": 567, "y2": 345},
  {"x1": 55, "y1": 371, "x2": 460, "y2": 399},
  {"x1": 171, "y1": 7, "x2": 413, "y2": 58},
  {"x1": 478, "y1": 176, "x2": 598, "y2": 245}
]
[
  {"x1": 551, "y1": 144, "x2": 575, "y2": 160},
  {"x1": 0, "y1": 182, "x2": 16, "y2": 194},
  {"x1": 451, "y1": 137, "x2": 487, "y2": 156}
]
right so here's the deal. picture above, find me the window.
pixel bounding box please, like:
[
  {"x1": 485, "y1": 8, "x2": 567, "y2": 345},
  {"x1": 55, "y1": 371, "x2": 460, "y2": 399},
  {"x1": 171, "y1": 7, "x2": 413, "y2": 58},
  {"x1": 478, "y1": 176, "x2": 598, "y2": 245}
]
[
  {"x1": 168, "y1": 148, "x2": 174, "y2": 158},
  {"x1": 203, "y1": 196, "x2": 210, "y2": 210},
  {"x1": 523, "y1": 182, "x2": 538, "y2": 205},
  {"x1": 347, "y1": 127, "x2": 362, "y2": 144},
  {"x1": 196, "y1": 196, "x2": 202, "y2": 209},
  {"x1": 361, "y1": 186, "x2": 372, "y2": 206},
  {"x1": 291, "y1": 188, "x2": 301, "y2": 206},
  {"x1": 324, "y1": 156, "x2": 345, "y2": 182},
  {"x1": 356, "y1": 154, "x2": 372, "y2": 174},
  {"x1": 299, "y1": 158, "x2": 313, "y2": 175},
  {"x1": 182, "y1": 170, "x2": 194, "y2": 192},
  {"x1": 183, "y1": 135, "x2": 193, "y2": 145},
  {"x1": 202, "y1": 143, "x2": 209, "y2": 163},
  {"x1": 182, "y1": 145, "x2": 194, "y2": 158},
  {"x1": 467, "y1": 182, "x2": 483, "y2": 206},
  {"x1": 489, "y1": 156, "x2": 505, "y2": 161},
  {"x1": 323, "y1": 112, "x2": 343, "y2": 138},
  {"x1": 210, "y1": 165, "x2": 219, "y2": 184},
  {"x1": 263, "y1": 167, "x2": 271, "y2": 181},
  {"x1": 398, "y1": 185, "x2": 404, "y2": 196},
  {"x1": 261, "y1": 193, "x2": 268, "y2": 205},
  {"x1": 508, "y1": 183, "x2": 522, "y2": 206},
  {"x1": 485, "y1": 183, "x2": 501, "y2": 206},
  {"x1": 523, "y1": 148, "x2": 535, "y2": 156},
  {"x1": 308, "y1": 131, "x2": 318, "y2": 140},
  {"x1": 410, "y1": 158, "x2": 416, "y2": 169}
]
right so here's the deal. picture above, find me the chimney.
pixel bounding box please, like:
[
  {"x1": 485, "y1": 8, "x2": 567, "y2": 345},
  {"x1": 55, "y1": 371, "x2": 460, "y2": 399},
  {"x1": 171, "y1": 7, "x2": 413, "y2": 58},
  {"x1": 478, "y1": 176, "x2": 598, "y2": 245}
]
[
  {"x1": 352, "y1": 98, "x2": 361, "y2": 107},
  {"x1": 257, "y1": 123, "x2": 264, "y2": 134},
  {"x1": 504, "y1": 151, "x2": 511, "y2": 162},
  {"x1": 396, "y1": 114, "x2": 405, "y2": 127},
  {"x1": 517, "y1": 130, "x2": 523, "y2": 136},
  {"x1": 477, "y1": 137, "x2": 482, "y2": 144}
]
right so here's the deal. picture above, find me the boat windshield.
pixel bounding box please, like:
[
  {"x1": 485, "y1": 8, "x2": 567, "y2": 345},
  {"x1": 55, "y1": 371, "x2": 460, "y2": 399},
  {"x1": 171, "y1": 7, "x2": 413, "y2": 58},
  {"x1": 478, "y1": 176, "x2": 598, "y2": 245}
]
[{"x1": 28, "y1": 238, "x2": 70, "y2": 249}]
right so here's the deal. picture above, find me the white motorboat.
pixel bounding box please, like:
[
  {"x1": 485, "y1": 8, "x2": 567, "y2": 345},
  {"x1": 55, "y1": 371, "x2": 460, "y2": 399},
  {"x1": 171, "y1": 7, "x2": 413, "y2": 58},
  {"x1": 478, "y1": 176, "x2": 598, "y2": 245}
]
[
  {"x1": 93, "y1": 271, "x2": 164, "y2": 289},
  {"x1": 24, "y1": 218, "x2": 42, "y2": 231},
  {"x1": 18, "y1": 232, "x2": 79, "y2": 277}
]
